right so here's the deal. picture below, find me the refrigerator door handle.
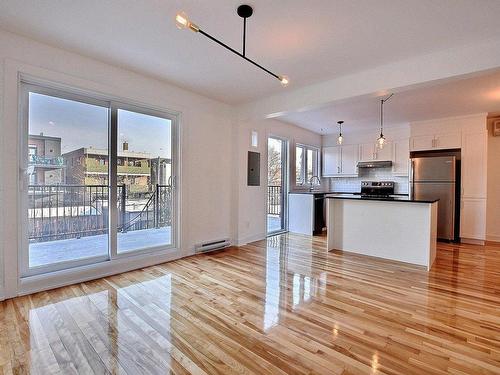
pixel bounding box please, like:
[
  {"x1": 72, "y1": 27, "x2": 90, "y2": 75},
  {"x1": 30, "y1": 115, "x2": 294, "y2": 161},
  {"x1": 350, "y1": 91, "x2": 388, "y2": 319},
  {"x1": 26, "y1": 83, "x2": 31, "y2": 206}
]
[{"x1": 409, "y1": 159, "x2": 415, "y2": 199}]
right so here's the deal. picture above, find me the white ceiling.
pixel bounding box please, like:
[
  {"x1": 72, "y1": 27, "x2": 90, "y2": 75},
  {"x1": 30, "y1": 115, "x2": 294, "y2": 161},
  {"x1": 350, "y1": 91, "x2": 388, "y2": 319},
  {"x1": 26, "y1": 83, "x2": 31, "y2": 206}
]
[
  {"x1": 279, "y1": 70, "x2": 500, "y2": 134},
  {"x1": 1, "y1": 1, "x2": 500, "y2": 104}
]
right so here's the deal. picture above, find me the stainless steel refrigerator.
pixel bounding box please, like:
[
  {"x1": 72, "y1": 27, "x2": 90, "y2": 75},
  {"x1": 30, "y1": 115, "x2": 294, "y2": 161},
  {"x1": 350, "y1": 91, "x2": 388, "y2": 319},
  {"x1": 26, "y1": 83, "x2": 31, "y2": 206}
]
[{"x1": 410, "y1": 156, "x2": 456, "y2": 240}]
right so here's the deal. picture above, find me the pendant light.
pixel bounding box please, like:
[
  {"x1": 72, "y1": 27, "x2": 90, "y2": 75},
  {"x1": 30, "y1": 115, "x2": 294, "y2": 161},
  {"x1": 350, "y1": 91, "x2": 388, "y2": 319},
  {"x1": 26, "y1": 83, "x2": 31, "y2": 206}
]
[
  {"x1": 336, "y1": 121, "x2": 344, "y2": 145},
  {"x1": 377, "y1": 93, "x2": 394, "y2": 149},
  {"x1": 175, "y1": 5, "x2": 289, "y2": 86}
]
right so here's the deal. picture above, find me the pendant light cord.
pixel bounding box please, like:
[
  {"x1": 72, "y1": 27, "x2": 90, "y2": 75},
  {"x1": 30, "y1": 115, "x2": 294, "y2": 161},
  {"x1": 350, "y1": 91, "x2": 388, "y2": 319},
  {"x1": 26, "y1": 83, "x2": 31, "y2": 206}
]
[{"x1": 380, "y1": 93, "x2": 394, "y2": 136}]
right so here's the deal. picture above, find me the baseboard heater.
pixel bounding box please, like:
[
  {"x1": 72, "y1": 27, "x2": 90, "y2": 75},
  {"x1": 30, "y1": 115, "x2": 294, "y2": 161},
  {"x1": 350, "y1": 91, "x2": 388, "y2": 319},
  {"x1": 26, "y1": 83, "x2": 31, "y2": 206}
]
[{"x1": 195, "y1": 238, "x2": 231, "y2": 253}]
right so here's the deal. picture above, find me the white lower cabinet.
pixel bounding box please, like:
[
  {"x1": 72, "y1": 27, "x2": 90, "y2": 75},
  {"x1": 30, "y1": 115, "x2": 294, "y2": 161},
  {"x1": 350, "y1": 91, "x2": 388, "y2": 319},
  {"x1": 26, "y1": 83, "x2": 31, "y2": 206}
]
[{"x1": 460, "y1": 198, "x2": 486, "y2": 240}]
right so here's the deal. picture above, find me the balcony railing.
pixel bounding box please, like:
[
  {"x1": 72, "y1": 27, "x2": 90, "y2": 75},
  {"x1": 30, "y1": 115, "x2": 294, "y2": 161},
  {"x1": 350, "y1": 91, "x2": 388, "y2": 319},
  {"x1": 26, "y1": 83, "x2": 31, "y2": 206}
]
[
  {"x1": 268, "y1": 185, "x2": 281, "y2": 215},
  {"x1": 28, "y1": 184, "x2": 172, "y2": 243},
  {"x1": 29, "y1": 155, "x2": 65, "y2": 167}
]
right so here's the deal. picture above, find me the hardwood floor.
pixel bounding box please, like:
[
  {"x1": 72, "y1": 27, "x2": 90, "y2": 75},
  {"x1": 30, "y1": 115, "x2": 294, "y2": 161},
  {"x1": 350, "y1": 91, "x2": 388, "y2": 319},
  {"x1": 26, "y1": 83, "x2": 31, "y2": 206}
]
[{"x1": 1, "y1": 234, "x2": 499, "y2": 374}]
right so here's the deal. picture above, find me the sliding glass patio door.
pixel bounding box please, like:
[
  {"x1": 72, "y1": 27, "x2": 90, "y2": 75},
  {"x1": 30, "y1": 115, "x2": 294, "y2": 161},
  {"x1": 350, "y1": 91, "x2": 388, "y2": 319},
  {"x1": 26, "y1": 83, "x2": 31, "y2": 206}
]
[{"x1": 20, "y1": 83, "x2": 178, "y2": 276}]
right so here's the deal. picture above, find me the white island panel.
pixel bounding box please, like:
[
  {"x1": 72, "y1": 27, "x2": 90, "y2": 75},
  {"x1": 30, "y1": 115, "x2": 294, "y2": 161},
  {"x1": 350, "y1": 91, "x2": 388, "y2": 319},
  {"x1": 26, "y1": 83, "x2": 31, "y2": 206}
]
[
  {"x1": 327, "y1": 199, "x2": 437, "y2": 270},
  {"x1": 289, "y1": 193, "x2": 314, "y2": 235}
]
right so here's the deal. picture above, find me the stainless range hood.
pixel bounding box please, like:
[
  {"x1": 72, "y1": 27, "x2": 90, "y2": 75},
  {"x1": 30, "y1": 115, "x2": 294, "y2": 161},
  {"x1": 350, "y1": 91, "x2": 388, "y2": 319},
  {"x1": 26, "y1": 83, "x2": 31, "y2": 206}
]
[{"x1": 357, "y1": 160, "x2": 392, "y2": 168}]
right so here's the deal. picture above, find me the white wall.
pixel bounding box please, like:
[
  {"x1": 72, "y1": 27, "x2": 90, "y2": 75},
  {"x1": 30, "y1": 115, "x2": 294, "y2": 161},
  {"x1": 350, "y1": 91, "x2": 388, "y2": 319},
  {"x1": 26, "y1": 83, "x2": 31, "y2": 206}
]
[
  {"x1": 487, "y1": 116, "x2": 500, "y2": 242},
  {"x1": 0, "y1": 30, "x2": 234, "y2": 298},
  {"x1": 233, "y1": 118, "x2": 321, "y2": 245}
]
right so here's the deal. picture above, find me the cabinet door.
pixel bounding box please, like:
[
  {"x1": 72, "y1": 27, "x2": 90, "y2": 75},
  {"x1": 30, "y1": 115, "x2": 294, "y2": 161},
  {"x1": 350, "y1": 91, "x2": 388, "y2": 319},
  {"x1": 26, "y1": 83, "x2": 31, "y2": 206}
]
[
  {"x1": 322, "y1": 146, "x2": 341, "y2": 176},
  {"x1": 393, "y1": 139, "x2": 409, "y2": 175},
  {"x1": 340, "y1": 144, "x2": 358, "y2": 175},
  {"x1": 462, "y1": 131, "x2": 487, "y2": 198},
  {"x1": 359, "y1": 143, "x2": 375, "y2": 161},
  {"x1": 375, "y1": 141, "x2": 393, "y2": 161},
  {"x1": 410, "y1": 135, "x2": 435, "y2": 151},
  {"x1": 434, "y1": 132, "x2": 461, "y2": 150},
  {"x1": 460, "y1": 198, "x2": 486, "y2": 240}
]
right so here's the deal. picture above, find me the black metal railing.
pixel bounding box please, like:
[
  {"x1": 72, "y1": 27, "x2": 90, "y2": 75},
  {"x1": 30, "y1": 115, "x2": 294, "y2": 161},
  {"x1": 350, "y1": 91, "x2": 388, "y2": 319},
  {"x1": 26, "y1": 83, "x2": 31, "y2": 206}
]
[
  {"x1": 28, "y1": 184, "x2": 172, "y2": 243},
  {"x1": 267, "y1": 185, "x2": 281, "y2": 215}
]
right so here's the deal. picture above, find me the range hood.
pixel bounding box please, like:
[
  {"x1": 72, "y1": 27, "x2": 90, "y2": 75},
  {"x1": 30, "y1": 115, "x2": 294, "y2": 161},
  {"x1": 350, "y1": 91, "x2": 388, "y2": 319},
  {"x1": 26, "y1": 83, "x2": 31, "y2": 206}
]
[{"x1": 357, "y1": 160, "x2": 392, "y2": 168}]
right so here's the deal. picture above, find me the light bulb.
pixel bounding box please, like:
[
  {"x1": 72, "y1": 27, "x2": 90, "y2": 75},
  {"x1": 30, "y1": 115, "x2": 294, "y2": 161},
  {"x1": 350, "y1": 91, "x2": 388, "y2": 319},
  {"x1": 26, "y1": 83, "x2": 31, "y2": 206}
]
[
  {"x1": 377, "y1": 134, "x2": 386, "y2": 149},
  {"x1": 337, "y1": 135, "x2": 343, "y2": 145},
  {"x1": 175, "y1": 11, "x2": 189, "y2": 29},
  {"x1": 279, "y1": 75, "x2": 289, "y2": 87}
]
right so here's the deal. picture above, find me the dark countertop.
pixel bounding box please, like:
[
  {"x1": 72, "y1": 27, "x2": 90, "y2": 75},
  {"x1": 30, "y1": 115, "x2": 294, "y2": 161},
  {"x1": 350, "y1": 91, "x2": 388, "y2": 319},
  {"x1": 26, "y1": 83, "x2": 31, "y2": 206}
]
[
  {"x1": 290, "y1": 191, "x2": 410, "y2": 196},
  {"x1": 326, "y1": 193, "x2": 438, "y2": 204},
  {"x1": 289, "y1": 190, "x2": 345, "y2": 195}
]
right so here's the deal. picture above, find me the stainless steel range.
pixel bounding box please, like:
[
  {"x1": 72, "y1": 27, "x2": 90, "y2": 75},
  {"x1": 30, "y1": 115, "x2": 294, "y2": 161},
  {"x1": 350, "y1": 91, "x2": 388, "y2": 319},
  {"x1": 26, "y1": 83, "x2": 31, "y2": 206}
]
[{"x1": 361, "y1": 181, "x2": 395, "y2": 197}]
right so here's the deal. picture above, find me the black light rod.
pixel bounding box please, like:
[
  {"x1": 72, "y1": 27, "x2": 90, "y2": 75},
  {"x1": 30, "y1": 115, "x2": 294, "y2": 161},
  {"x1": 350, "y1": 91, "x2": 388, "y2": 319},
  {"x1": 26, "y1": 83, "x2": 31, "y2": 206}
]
[
  {"x1": 198, "y1": 28, "x2": 281, "y2": 80},
  {"x1": 243, "y1": 17, "x2": 246, "y2": 57}
]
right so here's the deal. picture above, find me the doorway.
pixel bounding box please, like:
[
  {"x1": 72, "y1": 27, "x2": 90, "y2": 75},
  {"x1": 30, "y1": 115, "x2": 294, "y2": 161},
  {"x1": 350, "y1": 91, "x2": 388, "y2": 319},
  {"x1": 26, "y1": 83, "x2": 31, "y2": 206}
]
[{"x1": 267, "y1": 136, "x2": 288, "y2": 234}]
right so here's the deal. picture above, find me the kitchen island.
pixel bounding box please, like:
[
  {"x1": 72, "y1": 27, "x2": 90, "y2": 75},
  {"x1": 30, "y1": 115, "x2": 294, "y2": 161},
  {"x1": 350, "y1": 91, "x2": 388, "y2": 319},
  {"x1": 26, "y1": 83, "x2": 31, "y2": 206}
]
[{"x1": 326, "y1": 195, "x2": 439, "y2": 270}]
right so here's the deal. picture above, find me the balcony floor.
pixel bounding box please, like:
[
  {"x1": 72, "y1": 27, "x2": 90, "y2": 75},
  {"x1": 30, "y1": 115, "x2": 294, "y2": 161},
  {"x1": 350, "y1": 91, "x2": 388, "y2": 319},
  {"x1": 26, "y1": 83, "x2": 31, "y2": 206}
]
[
  {"x1": 267, "y1": 214, "x2": 283, "y2": 233},
  {"x1": 29, "y1": 227, "x2": 172, "y2": 268}
]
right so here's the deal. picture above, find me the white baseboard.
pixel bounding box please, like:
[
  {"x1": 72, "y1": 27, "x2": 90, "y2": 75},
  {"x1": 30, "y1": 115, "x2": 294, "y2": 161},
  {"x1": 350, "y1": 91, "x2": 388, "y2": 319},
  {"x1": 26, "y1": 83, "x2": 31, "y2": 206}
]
[
  {"x1": 460, "y1": 238, "x2": 485, "y2": 245},
  {"x1": 486, "y1": 234, "x2": 500, "y2": 243},
  {"x1": 236, "y1": 232, "x2": 267, "y2": 246},
  {"x1": 19, "y1": 248, "x2": 183, "y2": 297}
]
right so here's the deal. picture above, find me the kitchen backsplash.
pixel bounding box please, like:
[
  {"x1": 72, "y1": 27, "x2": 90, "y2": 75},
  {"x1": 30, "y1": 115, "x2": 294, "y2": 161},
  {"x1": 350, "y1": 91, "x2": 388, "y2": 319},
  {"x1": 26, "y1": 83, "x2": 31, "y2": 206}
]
[{"x1": 328, "y1": 167, "x2": 409, "y2": 194}]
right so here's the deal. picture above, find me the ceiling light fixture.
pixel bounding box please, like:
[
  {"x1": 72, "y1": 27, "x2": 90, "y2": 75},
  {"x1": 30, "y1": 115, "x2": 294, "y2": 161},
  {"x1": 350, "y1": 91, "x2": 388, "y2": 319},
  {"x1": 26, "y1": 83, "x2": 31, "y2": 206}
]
[
  {"x1": 337, "y1": 121, "x2": 344, "y2": 145},
  {"x1": 377, "y1": 93, "x2": 394, "y2": 149},
  {"x1": 175, "y1": 5, "x2": 289, "y2": 86}
]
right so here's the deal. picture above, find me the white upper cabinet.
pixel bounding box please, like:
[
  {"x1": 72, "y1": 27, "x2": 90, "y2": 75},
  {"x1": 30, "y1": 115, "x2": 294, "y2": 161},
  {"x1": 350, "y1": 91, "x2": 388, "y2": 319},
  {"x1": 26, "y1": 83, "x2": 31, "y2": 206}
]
[
  {"x1": 360, "y1": 142, "x2": 393, "y2": 161},
  {"x1": 359, "y1": 143, "x2": 376, "y2": 161},
  {"x1": 322, "y1": 146, "x2": 341, "y2": 176},
  {"x1": 393, "y1": 139, "x2": 409, "y2": 175},
  {"x1": 462, "y1": 131, "x2": 487, "y2": 199},
  {"x1": 341, "y1": 144, "x2": 359, "y2": 175},
  {"x1": 322, "y1": 145, "x2": 358, "y2": 177},
  {"x1": 434, "y1": 132, "x2": 462, "y2": 150},
  {"x1": 376, "y1": 141, "x2": 393, "y2": 160},
  {"x1": 410, "y1": 135, "x2": 435, "y2": 151},
  {"x1": 410, "y1": 132, "x2": 461, "y2": 151}
]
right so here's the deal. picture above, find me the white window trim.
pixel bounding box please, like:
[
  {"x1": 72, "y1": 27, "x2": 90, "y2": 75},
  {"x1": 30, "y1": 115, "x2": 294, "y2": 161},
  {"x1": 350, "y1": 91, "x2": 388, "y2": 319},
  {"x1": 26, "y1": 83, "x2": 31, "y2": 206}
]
[{"x1": 295, "y1": 143, "x2": 320, "y2": 187}]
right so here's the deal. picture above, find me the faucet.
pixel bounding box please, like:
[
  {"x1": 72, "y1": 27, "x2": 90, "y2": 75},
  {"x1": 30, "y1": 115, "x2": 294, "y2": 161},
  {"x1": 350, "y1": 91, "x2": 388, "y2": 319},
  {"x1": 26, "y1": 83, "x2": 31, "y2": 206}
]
[{"x1": 309, "y1": 175, "x2": 321, "y2": 191}]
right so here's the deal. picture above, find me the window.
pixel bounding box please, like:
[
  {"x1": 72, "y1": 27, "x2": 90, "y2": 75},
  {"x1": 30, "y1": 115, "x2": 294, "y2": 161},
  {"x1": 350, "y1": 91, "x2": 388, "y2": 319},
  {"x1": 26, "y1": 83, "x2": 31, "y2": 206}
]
[
  {"x1": 295, "y1": 144, "x2": 319, "y2": 185},
  {"x1": 21, "y1": 82, "x2": 178, "y2": 277}
]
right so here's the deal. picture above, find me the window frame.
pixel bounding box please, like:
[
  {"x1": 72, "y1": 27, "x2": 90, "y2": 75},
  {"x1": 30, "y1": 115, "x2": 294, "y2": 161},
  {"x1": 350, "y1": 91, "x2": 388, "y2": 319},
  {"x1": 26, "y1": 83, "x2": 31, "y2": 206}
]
[
  {"x1": 295, "y1": 144, "x2": 319, "y2": 186},
  {"x1": 19, "y1": 81, "x2": 180, "y2": 277}
]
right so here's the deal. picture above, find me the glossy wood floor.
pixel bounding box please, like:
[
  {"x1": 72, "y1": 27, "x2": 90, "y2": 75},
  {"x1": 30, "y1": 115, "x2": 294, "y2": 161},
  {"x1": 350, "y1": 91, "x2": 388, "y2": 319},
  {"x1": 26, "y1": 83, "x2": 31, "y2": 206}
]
[{"x1": 1, "y1": 235, "x2": 500, "y2": 374}]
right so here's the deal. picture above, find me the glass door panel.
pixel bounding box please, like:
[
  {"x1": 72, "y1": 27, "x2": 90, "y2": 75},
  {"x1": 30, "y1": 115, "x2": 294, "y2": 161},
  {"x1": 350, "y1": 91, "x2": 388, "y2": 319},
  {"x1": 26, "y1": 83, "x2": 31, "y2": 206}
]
[
  {"x1": 26, "y1": 91, "x2": 109, "y2": 271},
  {"x1": 267, "y1": 137, "x2": 288, "y2": 234},
  {"x1": 116, "y1": 108, "x2": 173, "y2": 254}
]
